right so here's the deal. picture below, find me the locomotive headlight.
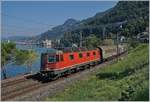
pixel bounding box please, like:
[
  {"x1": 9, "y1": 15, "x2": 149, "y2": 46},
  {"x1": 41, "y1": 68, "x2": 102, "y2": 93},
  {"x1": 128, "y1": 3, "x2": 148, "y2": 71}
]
[
  {"x1": 42, "y1": 73, "x2": 45, "y2": 76},
  {"x1": 46, "y1": 68, "x2": 49, "y2": 70}
]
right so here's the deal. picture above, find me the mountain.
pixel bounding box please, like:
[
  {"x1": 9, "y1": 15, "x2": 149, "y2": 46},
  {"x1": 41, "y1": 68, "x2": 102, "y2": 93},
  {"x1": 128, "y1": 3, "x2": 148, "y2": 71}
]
[
  {"x1": 60, "y1": 1, "x2": 149, "y2": 47},
  {"x1": 34, "y1": 1, "x2": 148, "y2": 47},
  {"x1": 83, "y1": 1, "x2": 148, "y2": 26},
  {"x1": 35, "y1": 18, "x2": 79, "y2": 41}
]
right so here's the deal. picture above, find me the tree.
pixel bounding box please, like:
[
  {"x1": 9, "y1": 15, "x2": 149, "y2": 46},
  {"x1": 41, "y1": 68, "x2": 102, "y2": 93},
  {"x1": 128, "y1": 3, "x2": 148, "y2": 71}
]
[
  {"x1": 1, "y1": 41, "x2": 38, "y2": 79},
  {"x1": 1, "y1": 42, "x2": 16, "y2": 79},
  {"x1": 1, "y1": 48, "x2": 7, "y2": 79},
  {"x1": 84, "y1": 34, "x2": 102, "y2": 49},
  {"x1": 14, "y1": 50, "x2": 38, "y2": 74},
  {"x1": 25, "y1": 51, "x2": 38, "y2": 73}
]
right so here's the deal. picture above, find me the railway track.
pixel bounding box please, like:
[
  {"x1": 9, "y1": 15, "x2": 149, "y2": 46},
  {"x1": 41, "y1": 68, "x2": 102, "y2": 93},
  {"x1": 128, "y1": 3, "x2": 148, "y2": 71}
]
[
  {"x1": 1, "y1": 74, "x2": 33, "y2": 87},
  {"x1": 1, "y1": 73, "x2": 79, "y2": 101},
  {"x1": 2, "y1": 78, "x2": 27, "y2": 87},
  {"x1": 1, "y1": 79, "x2": 39, "y2": 95},
  {"x1": 1, "y1": 51, "x2": 127, "y2": 101},
  {"x1": 2, "y1": 82, "x2": 42, "y2": 100}
]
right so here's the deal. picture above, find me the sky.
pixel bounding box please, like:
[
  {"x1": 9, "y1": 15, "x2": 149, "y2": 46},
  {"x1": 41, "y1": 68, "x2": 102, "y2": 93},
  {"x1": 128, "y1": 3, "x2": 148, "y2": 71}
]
[{"x1": 2, "y1": 1, "x2": 117, "y2": 38}]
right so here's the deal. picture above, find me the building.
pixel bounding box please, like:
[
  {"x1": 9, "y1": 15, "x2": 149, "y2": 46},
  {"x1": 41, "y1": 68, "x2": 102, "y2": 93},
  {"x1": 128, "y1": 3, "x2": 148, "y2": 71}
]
[
  {"x1": 137, "y1": 32, "x2": 149, "y2": 43},
  {"x1": 41, "y1": 39, "x2": 52, "y2": 48}
]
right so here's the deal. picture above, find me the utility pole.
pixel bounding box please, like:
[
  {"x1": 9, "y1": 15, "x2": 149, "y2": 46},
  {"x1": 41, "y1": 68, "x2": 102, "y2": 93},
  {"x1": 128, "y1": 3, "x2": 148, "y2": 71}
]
[
  {"x1": 116, "y1": 25, "x2": 122, "y2": 62},
  {"x1": 102, "y1": 26, "x2": 106, "y2": 40},
  {"x1": 80, "y1": 31, "x2": 82, "y2": 48},
  {"x1": 90, "y1": 28, "x2": 92, "y2": 34},
  {"x1": 116, "y1": 32, "x2": 119, "y2": 62}
]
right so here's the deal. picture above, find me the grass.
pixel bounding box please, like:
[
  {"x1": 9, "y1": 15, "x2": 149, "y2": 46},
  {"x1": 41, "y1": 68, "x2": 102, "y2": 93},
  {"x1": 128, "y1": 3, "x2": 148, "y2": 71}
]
[{"x1": 46, "y1": 44, "x2": 149, "y2": 101}]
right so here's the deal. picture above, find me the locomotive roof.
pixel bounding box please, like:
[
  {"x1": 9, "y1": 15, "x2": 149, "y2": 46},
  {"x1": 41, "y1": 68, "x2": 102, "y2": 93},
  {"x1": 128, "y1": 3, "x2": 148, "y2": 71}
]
[{"x1": 45, "y1": 47, "x2": 98, "y2": 54}]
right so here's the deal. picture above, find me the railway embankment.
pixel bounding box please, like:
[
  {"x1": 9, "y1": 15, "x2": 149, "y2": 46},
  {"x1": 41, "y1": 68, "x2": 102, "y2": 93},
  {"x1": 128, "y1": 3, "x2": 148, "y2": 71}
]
[
  {"x1": 47, "y1": 44, "x2": 149, "y2": 101},
  {"x1": 1, "y1": 48, "x2": 126, "y2": 101}
]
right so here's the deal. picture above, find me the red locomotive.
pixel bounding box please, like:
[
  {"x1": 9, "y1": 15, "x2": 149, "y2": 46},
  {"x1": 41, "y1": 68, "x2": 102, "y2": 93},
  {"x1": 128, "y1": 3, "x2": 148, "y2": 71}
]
[{"x1": 40, "y1": 47, "x2": 103, "y2": 80}]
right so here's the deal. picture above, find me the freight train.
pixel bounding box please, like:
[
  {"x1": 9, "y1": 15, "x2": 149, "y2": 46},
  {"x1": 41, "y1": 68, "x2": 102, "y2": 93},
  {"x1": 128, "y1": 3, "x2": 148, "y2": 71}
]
[{"x1": 40, "y1": 47, "x2": 103, "y2": 80}]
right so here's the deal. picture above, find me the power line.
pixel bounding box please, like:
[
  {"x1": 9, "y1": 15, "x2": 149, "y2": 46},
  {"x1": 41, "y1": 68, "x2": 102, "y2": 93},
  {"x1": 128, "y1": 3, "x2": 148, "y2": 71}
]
[
  {"x1": 2, "y1": 23, "x2": 49, "y2": 32},
  {"x1": 2, "y1": 13, "x2": 56, "y2": 27},
  {"x1": 2, "y1": 25, "x2": 51, "y2": 37},
  {"x1": 2, "y1": 13, "x2": 57, "y2": 35},
  {"x1": 2, "y1": 25, "x2": 52, "y2": 37},
  {"x1": 79, "y1": 31, "x2": 82, "y2": 47},
  {"x1": 2, "y1": 27, "x2": 36, "y2": 35}
]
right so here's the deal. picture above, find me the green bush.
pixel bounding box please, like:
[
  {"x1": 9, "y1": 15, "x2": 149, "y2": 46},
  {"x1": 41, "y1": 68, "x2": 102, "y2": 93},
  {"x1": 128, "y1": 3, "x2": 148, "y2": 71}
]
[{"x1": 102, "y1": 39, "x2": 114, "y2": 45}]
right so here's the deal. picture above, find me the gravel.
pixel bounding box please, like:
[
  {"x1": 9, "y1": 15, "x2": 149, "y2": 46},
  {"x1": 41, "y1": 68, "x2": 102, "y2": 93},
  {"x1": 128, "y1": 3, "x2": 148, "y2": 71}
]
[
  {"x1": 8, "y1": 59, "x2": 118, "y2": 101},
  {"x1": 2, "y1": 53, "x2": 126, "y2": 101}
]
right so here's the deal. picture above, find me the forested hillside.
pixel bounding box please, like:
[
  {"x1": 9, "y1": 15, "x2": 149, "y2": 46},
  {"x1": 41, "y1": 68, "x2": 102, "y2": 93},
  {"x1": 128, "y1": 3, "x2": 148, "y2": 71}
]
[
  {"x1": 35, "y1": 19, "x2": 79, "y2": 41},
  {"x1": 60, "y1": 1, "x2": 149, "y2": 47},
  {"x1": 83, "y1": 1, "x2": 148, "y2": 36}
]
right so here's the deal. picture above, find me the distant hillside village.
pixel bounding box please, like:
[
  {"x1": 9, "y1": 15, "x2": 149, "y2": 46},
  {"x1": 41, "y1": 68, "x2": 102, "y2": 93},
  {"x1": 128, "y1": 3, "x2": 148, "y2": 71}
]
[
  {"x1": 40, "y1": 26, "x2": 149, "y2": 48},
  {"x1": 5, "y1": 26, "x2": 148, "y2": 48}
]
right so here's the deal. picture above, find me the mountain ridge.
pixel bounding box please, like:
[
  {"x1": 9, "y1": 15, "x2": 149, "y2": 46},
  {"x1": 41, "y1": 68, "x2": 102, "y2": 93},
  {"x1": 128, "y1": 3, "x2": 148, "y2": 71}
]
[
  {"x1": 6, "y1": 1, "x2": 148, "y2": 45},
  {"x1": 34, "y1": 18, "x2": 79, "y2": 41}
]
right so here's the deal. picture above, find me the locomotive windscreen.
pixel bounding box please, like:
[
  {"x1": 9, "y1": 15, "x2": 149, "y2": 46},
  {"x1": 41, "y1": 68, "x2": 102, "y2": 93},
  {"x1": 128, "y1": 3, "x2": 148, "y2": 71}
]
[{"x1": 41, "y1": 53, "x2": 46, "y2": 70}]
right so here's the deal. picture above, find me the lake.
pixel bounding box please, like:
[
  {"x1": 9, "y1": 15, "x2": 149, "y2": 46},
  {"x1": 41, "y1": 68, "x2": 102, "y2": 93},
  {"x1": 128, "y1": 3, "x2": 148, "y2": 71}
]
[{"x1": 1, "y1": 45, "x2": 56, "y2": 80}]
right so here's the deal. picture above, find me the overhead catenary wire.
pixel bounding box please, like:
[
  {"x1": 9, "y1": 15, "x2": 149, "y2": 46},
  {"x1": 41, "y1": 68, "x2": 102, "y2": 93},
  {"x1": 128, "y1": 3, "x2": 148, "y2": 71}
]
[
  {"x1": 2, "y1": 28, "x2": 36, "y2": 36},
  {"x1": 2, "y1": 23, "x2": 51, "y2": 33},
  {"x1": 2, "y1": 13, "x2": 57, "y2": 36},
  {"x1": 2, "y1": 13, "x2": 55, "y2": 27}
]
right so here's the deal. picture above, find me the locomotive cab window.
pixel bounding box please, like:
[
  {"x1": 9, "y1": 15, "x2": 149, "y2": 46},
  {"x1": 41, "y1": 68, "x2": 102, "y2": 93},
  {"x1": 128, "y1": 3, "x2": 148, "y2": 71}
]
[
  {"x1": 69, "y1": 55, "x2": 74, "y2": 60},
  {"x1": 87, "y1": 52, "x2": 90, "y2": 57},
  {"x1": 93, "y1": 52, "x2": 96, "y2": 56},
  {"x1": 48, "y1": 55, "x2": 56, "y2": 63},
  {"x1": 56, "y1": 55, "x2": 59, "y2": 62},
  {"x1": 79, "y1": 53, "x2": 83, "y2": 58},
  {"x1": 60, "y1": 55, "x2": 64, "y2": 61}
]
